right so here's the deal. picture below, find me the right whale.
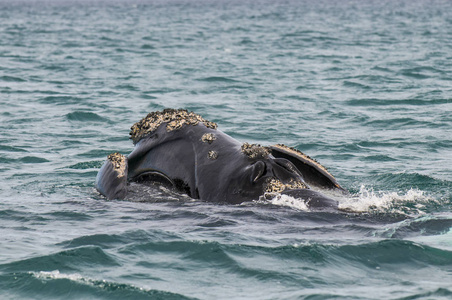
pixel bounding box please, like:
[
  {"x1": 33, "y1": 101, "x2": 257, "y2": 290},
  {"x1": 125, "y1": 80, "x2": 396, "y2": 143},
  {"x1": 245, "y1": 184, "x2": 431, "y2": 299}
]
[{"x1": 96, "y1": 109, "x2": 348, "y2": 209}]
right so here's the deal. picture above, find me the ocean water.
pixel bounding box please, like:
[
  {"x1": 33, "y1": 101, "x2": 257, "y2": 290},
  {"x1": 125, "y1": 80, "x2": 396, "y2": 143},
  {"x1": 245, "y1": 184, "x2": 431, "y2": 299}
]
[{"x1": 1, "y1": 0, "x2": 451, "y2": 299}]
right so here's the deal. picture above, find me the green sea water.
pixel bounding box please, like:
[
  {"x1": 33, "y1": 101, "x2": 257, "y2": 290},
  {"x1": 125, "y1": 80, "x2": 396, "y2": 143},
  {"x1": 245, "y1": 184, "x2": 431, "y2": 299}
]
[{"x1": 1, "y1": 0, "x2": 451, "y2": 299}]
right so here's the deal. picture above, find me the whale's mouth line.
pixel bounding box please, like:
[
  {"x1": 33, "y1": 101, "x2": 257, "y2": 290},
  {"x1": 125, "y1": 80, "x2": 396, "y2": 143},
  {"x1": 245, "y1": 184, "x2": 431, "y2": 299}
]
[{"x1": 132, "y1": 170, "x2": 175, "y2": 188}]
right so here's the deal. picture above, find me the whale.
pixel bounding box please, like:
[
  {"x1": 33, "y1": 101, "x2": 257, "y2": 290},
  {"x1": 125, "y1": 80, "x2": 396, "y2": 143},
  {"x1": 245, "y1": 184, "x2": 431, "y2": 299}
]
[{"x1": 95, "y1": 109, "x2": 347, "y2": 209}]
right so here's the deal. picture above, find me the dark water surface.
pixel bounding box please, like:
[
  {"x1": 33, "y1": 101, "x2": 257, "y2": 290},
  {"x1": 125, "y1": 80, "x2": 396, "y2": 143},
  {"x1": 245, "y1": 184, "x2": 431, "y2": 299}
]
[{"x1": 1, "y1": 0, "x2": 451, "y2": 299}]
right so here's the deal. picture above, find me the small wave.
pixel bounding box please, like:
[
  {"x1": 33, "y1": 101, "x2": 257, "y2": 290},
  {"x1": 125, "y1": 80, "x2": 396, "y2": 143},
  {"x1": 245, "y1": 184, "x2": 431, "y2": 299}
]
[
  {"x1": 1, "y1": 246, "x2": 119, "y2": 273},
  {"x1": 346, "y1": 97, "x2": 451, "y2": 106},
  {"x1": 142, "y1": 88, "x2": 181, "y2": 94},
  {"x1": 374, "y1": 215, "x2": 452, "y2": 239},
  {"x1": 26, "y1": 270, "x2": 194, "y2": 299},
  {"x1": 66, "y1": 111, "x2": 109, "y2": 123},
  {"x1": 364, "y1": 117, "x2": 434, "y2": 128},
  {"x1": 197, "y1": 76, "x2": 239, "y2": 83},
  {"x1": 0, "y1": 209, "x2": 48, "y2": 222},
  {"x1": 400, "y1": 288, "x2": 452, "y2": 300},
  {"x1": 57, "y1": 229, "x2": 182, "y2": 250},
  {"x1": 44, "y1": 211, "x2": 93, "y2": 221},
  {"x1": 67, "y1": 161, "x2": 104, "y2": 169},
  {"x1": 343, "y1": 80, "x2": 371, "y2": 90},
  {"x1": 40, "y1": 96, "x2": 83, "y2": 105},
  {"x1": 197, "y1": 217, "x2": 238, "y2": 228},
  {"x1": 0, "y1": 75, "x2": 26, "y2": 82},
  {"x1": 339, "y1": 185, "x2": 435, "y2": 214},
  {"x1": 398, "y1": 66, "x2": 445, "y2": 79},
  {"x1": 17, "y1": 156, "x2": 50, "y2": 164},
  {"x1": 371, "y1": 173, "x2": 451, "y2": 196},
  {"x1": 332, "y1": 239, "x2": 452, "y2": 267},
  {"x1": 140, "y1": 44, "x2": 155, "y2": 49},
  {"x1": 115, "y1": 83, "x2": 140, "y2": 91},
  {"x1": 58, "y1": 233, "x2": 126, "y2": 249},
  {"x1": 0, "y1": 145, "x2": 27, "y2": 154},
  {"x1": 361, "y1": 155, "x2": 397, "y2": 162}
]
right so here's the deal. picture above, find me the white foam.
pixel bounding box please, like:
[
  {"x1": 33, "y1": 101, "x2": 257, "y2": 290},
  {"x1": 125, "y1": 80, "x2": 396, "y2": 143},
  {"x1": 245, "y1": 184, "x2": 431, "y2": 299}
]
[
  {"x1": 339, "y1": 185, "x2": 433, "y2": 214},
  {"x1": 31, "y1": 270, "x2": 146, "y2": 292},
  {"x1": 253, "y1": 186, "x2": 434, "y2": 214},
  {"x1": 264, "y1": 193, "x2": 310, "y2": 211},
  {"x1": 32, "y1": 270, "x2": 86, "y2": 282}
]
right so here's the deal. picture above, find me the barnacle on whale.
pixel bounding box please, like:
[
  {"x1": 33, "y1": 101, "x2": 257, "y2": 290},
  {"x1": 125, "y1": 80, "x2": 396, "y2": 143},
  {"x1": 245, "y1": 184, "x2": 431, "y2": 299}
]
[
  {"x1": 201, "y1": 133, "x2": 216, "y2": 144},
  {"x1": 208, "y1": 150, "x2": 218, "y2": 160},
  {"x1": 107, "y1": 152, "x2": 127, "y2": 178},
  {"x1": 265, "y1": 178, "x2": 307, "y2": 193},
  {"x1": 241, "y1": 142, "x2": 270, "y2": 159},
  {"x1": 130, "y1": 109, "x2": 217, "y2": 144}
]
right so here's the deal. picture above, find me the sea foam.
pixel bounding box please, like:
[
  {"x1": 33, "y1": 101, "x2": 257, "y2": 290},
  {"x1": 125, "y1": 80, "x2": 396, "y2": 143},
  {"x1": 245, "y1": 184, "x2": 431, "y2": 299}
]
[{"x1": 339, "y1": 185, "x2": 433, "y2": 214}]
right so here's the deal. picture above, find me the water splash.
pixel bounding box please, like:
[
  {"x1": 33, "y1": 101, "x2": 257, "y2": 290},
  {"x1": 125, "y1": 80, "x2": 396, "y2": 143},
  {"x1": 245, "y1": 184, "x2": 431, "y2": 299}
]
[
  {"x1": 29, "y1": 270, "x2": 171, "y2": 296},
  {"x1": 254, "y1": 194, "x2": 309, "y2": 211},
  {"x1": 255, "y1": 186, "x2": 436, "y2": 214},
  {"x1": 339, "y1": 185, "x2": 435, "y2": 214},
  {"x1": 32, "y1": 270, "x2": 85, "y2": 282}
]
